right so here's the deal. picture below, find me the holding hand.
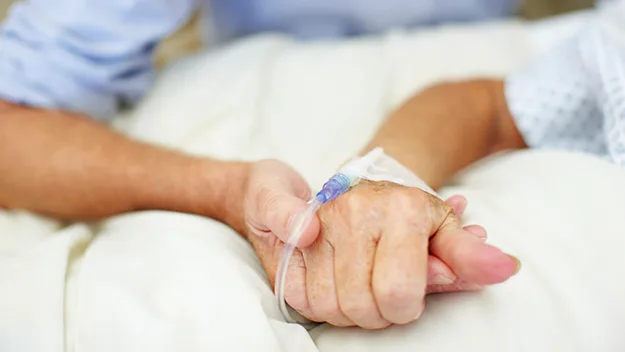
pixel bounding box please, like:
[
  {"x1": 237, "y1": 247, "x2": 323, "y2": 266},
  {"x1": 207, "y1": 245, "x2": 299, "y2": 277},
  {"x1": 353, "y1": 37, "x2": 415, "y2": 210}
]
[{"x1": 243, "y1": 159, "x2": 520, "y2": 329}]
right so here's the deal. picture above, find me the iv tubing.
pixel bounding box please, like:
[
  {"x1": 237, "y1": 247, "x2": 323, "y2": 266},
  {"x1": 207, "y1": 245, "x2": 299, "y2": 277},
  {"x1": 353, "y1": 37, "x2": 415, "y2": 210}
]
[{"x1": 274, "y1": 148, "x2": 386, "y2": 323}]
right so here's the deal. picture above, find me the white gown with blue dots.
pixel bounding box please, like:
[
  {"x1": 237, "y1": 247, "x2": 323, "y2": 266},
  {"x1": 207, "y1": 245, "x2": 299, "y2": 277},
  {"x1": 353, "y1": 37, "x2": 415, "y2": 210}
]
[{"x1": 505, "y1": 0, "x2": 625, "y2": 167}]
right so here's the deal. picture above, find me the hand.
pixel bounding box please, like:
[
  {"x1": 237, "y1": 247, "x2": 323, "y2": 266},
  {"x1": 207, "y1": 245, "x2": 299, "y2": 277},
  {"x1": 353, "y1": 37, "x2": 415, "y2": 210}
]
[{"x1": 243, "y1": 160, "x2": 520, "y2": 328}]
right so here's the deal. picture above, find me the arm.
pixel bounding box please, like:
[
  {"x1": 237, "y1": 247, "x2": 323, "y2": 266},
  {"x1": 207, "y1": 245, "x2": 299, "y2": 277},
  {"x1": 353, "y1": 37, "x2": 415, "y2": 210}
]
[
  {"x1": 0, "y1": 101, "x2": 248, "y2": 233},
  {"x1": 0, "y1": 0, "x2": 252, "y2": 231},
  {"x1": 245, "y1": 84, "x2": 523, "y2": 328},
  {"x1": 363, "y1": 79, "x2": 526, "y2": 189},
  {"x1": 367, "y1": 0, "x2": 625, "y2": 183}
]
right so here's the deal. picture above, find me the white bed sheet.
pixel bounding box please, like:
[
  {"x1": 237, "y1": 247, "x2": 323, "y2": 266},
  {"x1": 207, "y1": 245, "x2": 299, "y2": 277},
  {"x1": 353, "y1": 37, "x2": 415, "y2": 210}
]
[{"x1": 2, "y1": 11, "x2": 624, "y2": 352}]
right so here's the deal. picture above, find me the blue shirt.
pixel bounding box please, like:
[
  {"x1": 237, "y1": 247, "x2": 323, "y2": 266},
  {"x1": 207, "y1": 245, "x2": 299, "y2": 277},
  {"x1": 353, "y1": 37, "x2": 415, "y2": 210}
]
[{"x1": 0, "y1": 0, "x2": 518, "y2": 120}]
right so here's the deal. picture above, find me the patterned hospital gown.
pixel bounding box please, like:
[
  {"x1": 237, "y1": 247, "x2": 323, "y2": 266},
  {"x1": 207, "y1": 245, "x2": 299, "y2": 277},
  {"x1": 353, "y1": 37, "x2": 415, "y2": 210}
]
[{"x1": 505, "y1": 0, "x2": 625, "y2": 166}]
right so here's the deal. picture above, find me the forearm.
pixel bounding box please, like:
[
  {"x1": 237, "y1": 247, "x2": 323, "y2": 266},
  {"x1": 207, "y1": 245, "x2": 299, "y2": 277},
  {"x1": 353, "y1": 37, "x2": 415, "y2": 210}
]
[
  {"x1": 363, "y1": 79, "x2": 526, "y2": 189},
  {"x1": 0, "y1": 101, "x2": 248, "y2": 232}
]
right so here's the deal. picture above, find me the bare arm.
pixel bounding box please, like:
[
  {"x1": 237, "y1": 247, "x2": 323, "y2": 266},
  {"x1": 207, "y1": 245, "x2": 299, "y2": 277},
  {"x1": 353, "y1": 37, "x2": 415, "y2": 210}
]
[
  {"x1": 0, "y1": 101, "x2": 248, "y2": 232},
  {"x1": 0, "y1": 79, "x2": 520, "y2": 230},
  {"x1": 363, "y1": 79, "x2": 526, "y2": 189}
]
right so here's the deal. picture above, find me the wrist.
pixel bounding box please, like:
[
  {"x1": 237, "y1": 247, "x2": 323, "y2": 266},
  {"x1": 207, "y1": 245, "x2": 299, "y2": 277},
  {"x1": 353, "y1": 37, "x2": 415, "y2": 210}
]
[
  {"x1": 202, "y1": 159, "x2": 251, "y2": 235},
  {"x1": 134, "y1": 153, "x2": 251, "y2": 235},
  {"x1": 182, "y1": 158, "x2": 251, "y2": 235}
]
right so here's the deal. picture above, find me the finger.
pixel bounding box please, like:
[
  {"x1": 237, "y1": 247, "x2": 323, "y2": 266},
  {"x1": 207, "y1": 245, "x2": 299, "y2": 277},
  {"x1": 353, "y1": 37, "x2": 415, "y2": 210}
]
[
  {"x1": 430, "y1": 214, "x2": 520, "y2": 285},
  {"x1": 334, "y1": 226, "x2": 391, "y2": 329},
  {"x1": 258, "y1": 189, "x2": 321, "y2": 248},
  {"x1": 442, "y1": 196, "x2": 489, "y2": 240},
  {"x1": 372, "y1": 197, "x2": 428, "y2": 324},
  {"x1": 463, "y1": 224, "x2": 487, "y2": 241},
  {"x1": 426, "y1": 255, "x2": 456, "y2": 286},
  {"x1": 443, "y1": 195, "x2": 489, "y2": 240},
  {"x1": 426, "y1": 255, "x2": 483, "y2": 293},
  {"x1": 282, "y1": 248, "x2": 318, "y2": 321},
  {"x1": 427, "y1": 279, "x2": 484, "y2": 294},
  {"x1": 302, "y1": 238, "x2": 353, "y2": 326},
  {"x1": 428, "y1": 199, "x2": 488, "y2": 289},
  {"x1": 445, "y1": 194, "x2": 467, "y2": 217}
]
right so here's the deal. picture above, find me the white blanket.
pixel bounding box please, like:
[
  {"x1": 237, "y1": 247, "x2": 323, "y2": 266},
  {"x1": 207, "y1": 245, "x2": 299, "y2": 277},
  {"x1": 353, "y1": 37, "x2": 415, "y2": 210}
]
[{"x1": 2, "y1": 11, "x2": 625, "y2": 352}]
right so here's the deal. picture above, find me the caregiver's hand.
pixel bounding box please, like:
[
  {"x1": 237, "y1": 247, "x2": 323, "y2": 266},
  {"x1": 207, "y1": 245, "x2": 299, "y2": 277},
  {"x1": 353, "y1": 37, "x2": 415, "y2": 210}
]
[{"x1": 244, "y1": 159, "x2": 520, "y2": 329}]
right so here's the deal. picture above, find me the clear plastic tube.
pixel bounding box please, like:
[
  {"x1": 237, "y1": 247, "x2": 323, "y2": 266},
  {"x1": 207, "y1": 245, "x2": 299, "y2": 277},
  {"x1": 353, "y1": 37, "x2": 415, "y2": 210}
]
[
  {"x1": 274, "y1": 171, "x2": 353, "y2": 323},
  {"x1": 274, "y1": 198, "x2": 322, "y2": 324}
]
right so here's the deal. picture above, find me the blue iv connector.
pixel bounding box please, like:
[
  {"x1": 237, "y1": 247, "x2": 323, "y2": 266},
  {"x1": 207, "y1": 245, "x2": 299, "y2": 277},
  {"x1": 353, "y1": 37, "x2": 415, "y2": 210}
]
[{"x1": 314, "y1": 173, "x2": 352, "y2": 204}]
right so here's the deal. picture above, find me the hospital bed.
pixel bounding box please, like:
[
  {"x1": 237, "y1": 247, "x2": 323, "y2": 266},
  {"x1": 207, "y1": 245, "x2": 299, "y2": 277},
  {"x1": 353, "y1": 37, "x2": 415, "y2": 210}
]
[{"x1": 1, "y1": 9, "x2": 624, "y2": 352}]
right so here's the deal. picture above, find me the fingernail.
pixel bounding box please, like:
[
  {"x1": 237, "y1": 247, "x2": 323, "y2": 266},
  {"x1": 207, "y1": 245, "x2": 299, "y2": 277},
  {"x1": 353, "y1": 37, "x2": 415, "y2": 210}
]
[
  {"x1": 474, "y1": 230, "x2": 487, "y2": 241},
  {"x1": 455, "y1": 199, "x2": 467, "y2": 216},
  {"x1": 460, "y1": 198, "x2": 468, "y2": 211},
  {"x1": 463, "y1": 225, "x2": 488, "y2": 241},
  {"x1": 477, "y1": 229, "x2": 487, "y2": 240},
  {"x1": 431, "y1": 274, "x2": 456, "y2": 285},
  {"x1": 508, "y1": 255, "x2": 521, "y2": 275},
  {"x1": 408, "y1": 299, "x2": 426, "y2": 322},
  {"x1": 418, "y1": 299, "x2": 426, "y2": 319}
]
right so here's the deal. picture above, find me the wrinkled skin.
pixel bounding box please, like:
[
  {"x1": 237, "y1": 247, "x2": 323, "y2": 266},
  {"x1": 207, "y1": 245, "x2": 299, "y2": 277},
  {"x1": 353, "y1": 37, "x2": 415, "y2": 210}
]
[{"x1": 244, "y1": 160, "x2": 519, "y2": 329}]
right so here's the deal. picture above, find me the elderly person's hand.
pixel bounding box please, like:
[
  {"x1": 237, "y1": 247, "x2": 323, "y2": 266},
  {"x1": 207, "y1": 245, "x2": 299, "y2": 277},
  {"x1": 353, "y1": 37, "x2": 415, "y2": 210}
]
[{"x1": 244, "y1": 159, "x2": 520, "y2": 329}]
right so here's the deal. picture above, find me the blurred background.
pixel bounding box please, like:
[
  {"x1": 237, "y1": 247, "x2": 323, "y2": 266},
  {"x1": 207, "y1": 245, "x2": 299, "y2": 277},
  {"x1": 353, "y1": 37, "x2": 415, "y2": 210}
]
[{"x1": 0, "y1": 0, "x2": 594, "y2": 68}]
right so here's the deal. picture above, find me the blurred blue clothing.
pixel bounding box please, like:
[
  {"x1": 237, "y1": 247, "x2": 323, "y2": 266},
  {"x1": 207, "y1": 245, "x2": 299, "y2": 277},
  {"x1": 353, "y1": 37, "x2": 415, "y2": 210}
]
[
  {"x1": 0, "y1": 0, "x2": 519, "y2": 119},
  {"x1": 209, "y1": 0, "x2": 519, "y2": 41}
]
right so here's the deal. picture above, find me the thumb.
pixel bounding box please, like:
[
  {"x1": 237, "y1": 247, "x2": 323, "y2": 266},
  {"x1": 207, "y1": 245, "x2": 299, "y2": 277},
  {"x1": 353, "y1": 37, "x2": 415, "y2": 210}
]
[
  {"x1": 259, "y1": 190, "x2": 321, "y2": 248},
  {"x1": 429, "y1": 215, "x2": 520, "y2": 285}
]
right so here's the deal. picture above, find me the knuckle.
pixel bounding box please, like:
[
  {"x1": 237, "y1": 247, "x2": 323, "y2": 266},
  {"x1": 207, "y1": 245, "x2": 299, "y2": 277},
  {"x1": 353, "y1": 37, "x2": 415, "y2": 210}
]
[
  {"x1": 343, "y1": 191, "x2": 369, "y2": 213},
  {"x1": 257, "y1": 187, "x2": 283, "y2": 226},
  {"x1": 330, "y1": 317, "x2": 354, "y2": 328},
  {"x1": 387, "y1": 189, "x2": 419, "y2": 210},
  {"x1": 367, "y1": 321, "x2": 393, "y2": 330},
  {"x1": 387, "y1": 190, "x2": 434, "y2": 230},
  {"x1": 340, "y1": 298, "x2": 374, "y2": 320},
  {"x1": 340, "y1": 298, "x2": 389, "y2": 329},
  {"x1": 376, "y1": 280, "x2": 424, "y2": 324},
  {"x1": 282, "y1": 253, "x2": 311, "y2": 315},
  {"x1": 312, "y1": 295, "x2": 342, "y2": 319},
  {"x1": 377, "y1": 281, "x2": 419, "y2": 310},
  {"x1": 284, "y1": 282, "x2": 308, "y2": 314},
  {"x1": 256, "y1": 186, "x2": 276, "y2": 210},
  {"x1": 428, "y1": 193, "x2": 453, "y2": 217}
]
